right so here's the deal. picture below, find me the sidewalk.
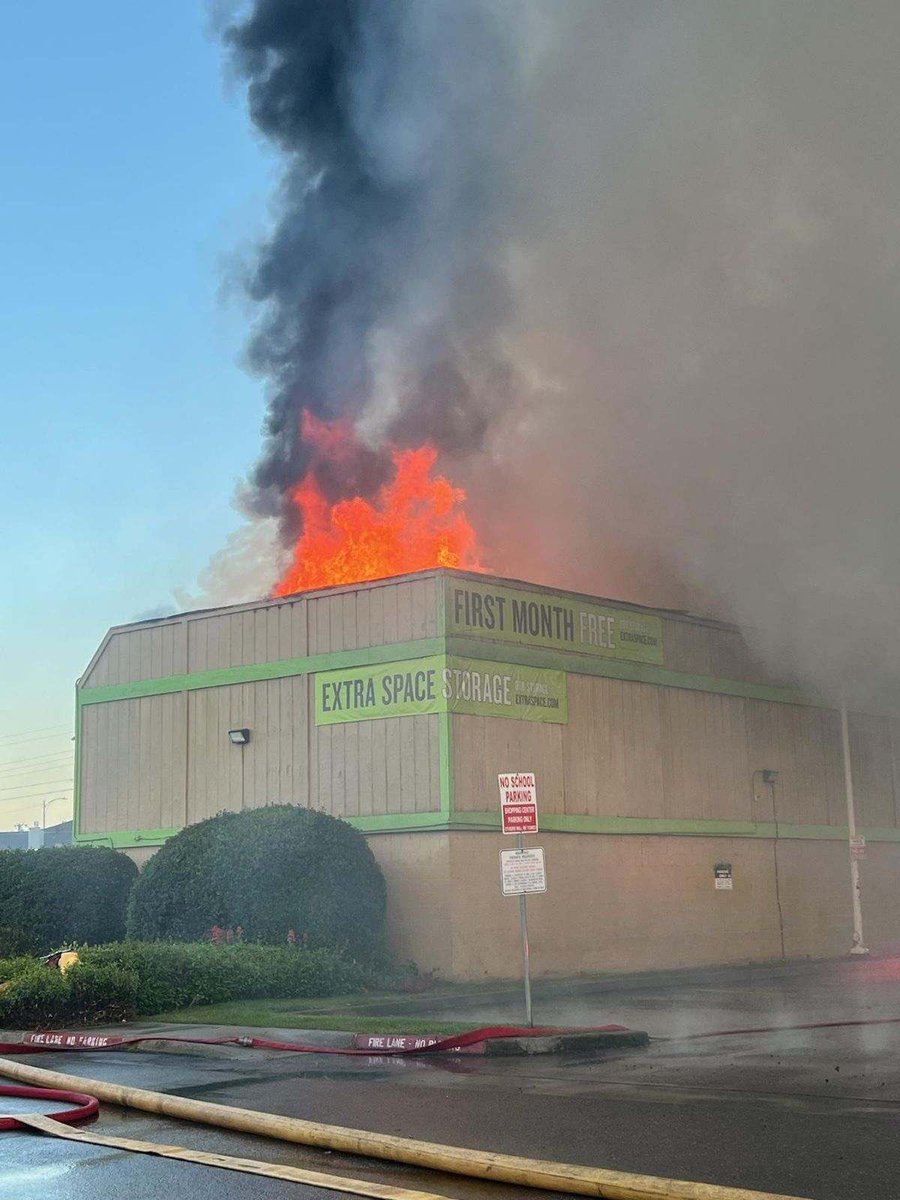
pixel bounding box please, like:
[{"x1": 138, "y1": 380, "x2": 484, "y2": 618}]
[{"x1": 330, "y1": 955, "x2": 900, "y2": 1038}]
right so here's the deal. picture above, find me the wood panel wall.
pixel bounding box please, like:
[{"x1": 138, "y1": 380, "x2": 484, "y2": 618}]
[
  {"x1": 81, "y1": 575, "x2": 439, "y2": 687},
  {"x1": 81, "y1": 676, "x2": 441, "y2": 828},
  {"x1": 452, "y1": 675, "x2": 900, "y2": 830},
  {"x1": 79, "y1": 694, "x2": 186, "y2": 833}
]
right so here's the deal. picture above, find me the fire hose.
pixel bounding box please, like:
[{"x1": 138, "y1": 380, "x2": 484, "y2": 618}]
[
  {"x1": 0, "y1": 1058, "x2": 810, "y2": 1200},
  {"x1": 0, "y1": 1023, "x2": 628, "y2": 1057}
]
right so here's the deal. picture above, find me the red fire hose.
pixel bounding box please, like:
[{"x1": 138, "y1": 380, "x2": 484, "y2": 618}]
[
  {"x1": 0, "y1": 1023, "x2": 628, "y2": 1058},
  {"x1": 0, "y1": 1083, "x2": 99, "y2": 1130}
]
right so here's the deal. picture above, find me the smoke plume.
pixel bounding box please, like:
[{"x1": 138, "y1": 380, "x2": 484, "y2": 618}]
[
  {"x1": 218, "y1": 1, "x2": 900, "y2": 705},
  {"x1": 224, "y1": 0, "x2": 523, "y2": 538}
]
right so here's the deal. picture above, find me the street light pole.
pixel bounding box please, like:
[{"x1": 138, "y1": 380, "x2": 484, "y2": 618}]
[
  {"x1": 42, "y1": 796, "x2": 64, "y2": 837},
  {"x1": 840, "y1": 698, "x2": 868, "y2": 955}
]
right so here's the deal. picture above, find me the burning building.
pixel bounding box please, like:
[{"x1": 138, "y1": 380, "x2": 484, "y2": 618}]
[
  {"x1": 75, "y1": 567, "x2": 900, "y2": 978},
  {"x1": 71, "y1": 4, "x2": 900, "y2": 977}
]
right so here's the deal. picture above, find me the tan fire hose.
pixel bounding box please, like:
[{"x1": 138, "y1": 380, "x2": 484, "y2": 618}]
[
  {"x1": 12, "y1": 1112, "x2": 460, "y2": 1200},
  {"x1": 0, "y1": 1055, "x2": 812, "y2": 1200}
]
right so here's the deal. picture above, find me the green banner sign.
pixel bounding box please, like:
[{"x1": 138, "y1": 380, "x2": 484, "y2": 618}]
[
  {"x1": 315, "y1": 655, "x2": 567, "y2": 726},
  {"x1": 446, "y1": 580, "x2": 664, "y2": 665}
]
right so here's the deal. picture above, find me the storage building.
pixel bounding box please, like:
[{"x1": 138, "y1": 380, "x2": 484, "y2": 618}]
[{"x1": 75, "y1": 569, "x2": 900, "y2": 978}]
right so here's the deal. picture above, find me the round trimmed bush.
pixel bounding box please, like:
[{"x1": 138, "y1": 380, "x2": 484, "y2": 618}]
[
  {"x1": 126, "y1": 806, "x2": 386, "y2": 959},
  {"x1": 0, "y1": 845, "x2": 138, "y2": 956}
]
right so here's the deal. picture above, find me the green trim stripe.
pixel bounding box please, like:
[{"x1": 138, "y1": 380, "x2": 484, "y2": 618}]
[
  {"x1": 435, "y1": 577, "x2": 454, "y2": 820},
  {"x1": 401, "y1": 811, "x2": 900, "y2": 842},
  {"x1": 447, "y1": 636, "x2": 814, "y2": 707},
  {"x1": 78, "y1": 638, "x2": 445, "y2": 706},
  {"x1": 77, "y1": 632, "x2": 816, "y2": 711},
  {"x1": 75, "y1": 827, "x2": 182, "y2": 849},
  {"x1": 75, "y1": 814, "x2": 900, "y2": 849}
]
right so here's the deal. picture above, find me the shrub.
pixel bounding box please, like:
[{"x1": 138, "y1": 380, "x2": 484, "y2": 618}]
[
  {"x1": 0, "y1": 962, "x2": 137, "y2": 1028},
  {"x1": 0, "y1": 942, "x2": 371, "y2": 1027},
  {"x1": 126, "y1": 806, "x2": 386, "y2": 959},
  {"x1": 0, "y1": 846, "x2": 137, "y2": 956},
  {"x1": 81, "y1": 941, "x2": 369, "y2": 1015}
]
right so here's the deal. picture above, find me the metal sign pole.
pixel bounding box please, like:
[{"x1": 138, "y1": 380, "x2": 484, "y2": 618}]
[{"x1": 517, "y1": 832, "x2": 533, "y2": 1026}]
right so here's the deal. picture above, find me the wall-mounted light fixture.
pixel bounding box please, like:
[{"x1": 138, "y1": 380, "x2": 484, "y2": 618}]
[{"x1": 228, "y1": 728, "x2": 250, "y2": 746}]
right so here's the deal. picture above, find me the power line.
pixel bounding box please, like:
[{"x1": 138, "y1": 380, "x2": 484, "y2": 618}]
[
  {"x1": 0, "y1": 733, "x2": 74, "y2": 750},
  {"x1": 0, "y1": 750, "x2": 74, "y2": 770},
  {"x1": 0, "y1": 782, "x2": 74, "y2": 801},
  {"x1": 0, "y1": 773, "x2": 74, "y2": 792},
  {"x1": 0, "y1": 758, "x2": 75, "y2": 780},
  {"x1": 0, "y1": 723, "x2": 70, "y2": 743},
  {"x1": 0, "y1": 801, "x2": 73, "y2": 822}
]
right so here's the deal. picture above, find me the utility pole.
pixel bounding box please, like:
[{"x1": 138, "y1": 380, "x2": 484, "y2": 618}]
[{"x1": 840, "y1": 698, "x2": 869, "y2": 955}]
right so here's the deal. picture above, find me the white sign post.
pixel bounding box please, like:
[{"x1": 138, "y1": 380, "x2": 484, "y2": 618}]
[{"x1": 498, "y1": 772, "x2": 541, "y2": 1026}]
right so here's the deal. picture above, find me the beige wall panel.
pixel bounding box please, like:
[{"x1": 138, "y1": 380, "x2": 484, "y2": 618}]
[
  {"x1": 663, "y1": 620, "x2": 716, "y2": 677},
  {"x1": 384, "y1": 718, "x2": 403, "y2": 812},
  {"x1": 188, "y1": 686, "x2": 238, "y2": 820},
  {"x1": 451, "y1": 714, "x2": 565, "y2": 813},
  {"x1": 441, "y1": 833, "x2": 900, "y2": 979},
  {"x1": 366, "y1": 833, "x2": 452, "y2": 975},
  {"x1": 123, "y1": 846, "x2": 158, "y2": 870},
  {"x1": 891, "y1": 721, "x2": 900, "y2": 826},
  {"x1": 83, "y1": 622, "x2": 186, "y2": 688},
  {"x1": 342, "y1": 721, "x2": 360, "y2": 817},
  {"x1": 307, "y1": 709, "x2": 438, "y2": 817},
  {"x1": 562, "y1": 675, "x2": 664, "y2": 818},
  {"x1": 265, "y1": 576, "x2": 439, "y2": 656},
  {"x1": 662, "y1": 618, "x2": 769, "y2": 684},
  {"x1": 848, "y1": 713, "x2": 896, "y2": 829},
  {"x1": 774, "y1": 840, "x2": 852, "y2": 957},
  {"x1": 445, "y1": 832, "x2": 783, "y2": 979},
  {"x1": 186, "y1": 676, "x2": 309, "y2": 822},
  {"x1": 186, "y1": 604, "x2": 313, "y2": 674},
  {"x1": 79, "y1": 694, "x2": 186, "y2": 833},
  {"x1": 413, "y1": 716, "x2": 434, "y2": 813},
  {"x1": 356, "y1": 720, "x2": 374, "y2": 816},
  {"x1": 369, "y1": 718, "x2": 388, "y2": 814},
  {"x1": 746, "y1": 701, "x2": 844, "y2": 827},
  {"x1": 659, "y1": 690, "x2": 751, "y2": 821}
]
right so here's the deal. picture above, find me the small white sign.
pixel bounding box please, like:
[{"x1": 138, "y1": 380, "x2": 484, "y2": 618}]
[
  {"x1": 850, "y1": 835, "x2": 866, "y2": 861},
  {"x1": 498, "y1": 771, "x2": 538, "y2": 835},
  {"x1": 714, "y1": 863, "x2": 733, "y2": 890},
  {"x1": 500, "y1": 847, "x2": 547, "y2": 896}
]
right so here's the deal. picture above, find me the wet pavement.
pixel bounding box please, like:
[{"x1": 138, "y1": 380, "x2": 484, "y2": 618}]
[{"x1": 3, "y1": 958, "x2": 900, "y2": 1199}]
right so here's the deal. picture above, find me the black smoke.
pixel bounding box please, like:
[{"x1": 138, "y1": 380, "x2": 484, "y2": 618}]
[{"x1": 224, "y1": 0, "x2": 522, "y2": 539}]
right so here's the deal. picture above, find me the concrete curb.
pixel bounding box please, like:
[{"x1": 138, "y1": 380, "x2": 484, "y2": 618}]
[{"x1": 483, "y1": 1029, "x2": 650, "y2": 1056}]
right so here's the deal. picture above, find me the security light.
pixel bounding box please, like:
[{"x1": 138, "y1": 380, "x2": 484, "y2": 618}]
[{"x1": 228, "y1": 728, "x2": 250, "y2": 745}]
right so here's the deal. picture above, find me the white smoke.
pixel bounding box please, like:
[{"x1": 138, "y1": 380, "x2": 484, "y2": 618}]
[
  {"x1": 453, "y1": 0, "x2": 900, "y2": 705},
  {"x1": 203, "y1": 2, "x2": 900, "y2": 706}
]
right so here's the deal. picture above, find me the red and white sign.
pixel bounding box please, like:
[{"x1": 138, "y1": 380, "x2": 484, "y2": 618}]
[
  {"x1": 498, "y1": 772, "x2": 538, "y2": 835},
  {"x1": 850, "y1": 835, "x2": 866, "y2": 860}
]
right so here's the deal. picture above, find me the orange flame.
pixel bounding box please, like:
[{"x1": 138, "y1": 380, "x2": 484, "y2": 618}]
[{"x1": 273, "y1": 413, "x2": 485, "y2": 595}]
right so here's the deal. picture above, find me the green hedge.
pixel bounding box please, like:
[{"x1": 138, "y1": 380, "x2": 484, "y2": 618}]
[
  {"x1": 126, "y1": 806, "x2": 387, "y2": 959},
  {"x1": 0, "y1": 846, "x2": 137, "y2": 956},
  {"x1": 0, "y1": 963, "x2": 137, "y2": 1028},
  {"x1": 0, "y1": 942, "x2": 370, "y2": 1028},
  {"x1": 83, "y1": 942, "x2": 369, "y2": 1014}
]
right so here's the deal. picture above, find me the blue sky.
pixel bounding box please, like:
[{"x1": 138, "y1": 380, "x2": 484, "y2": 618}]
[{"x1": 0, "y1": 4, "x2": 272, "y2": 826}]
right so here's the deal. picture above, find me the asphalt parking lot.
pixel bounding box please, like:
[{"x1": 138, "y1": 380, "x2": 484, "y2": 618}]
[{"x1": 3, "y1": 958, "x2": 900, "y2": 1200}]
